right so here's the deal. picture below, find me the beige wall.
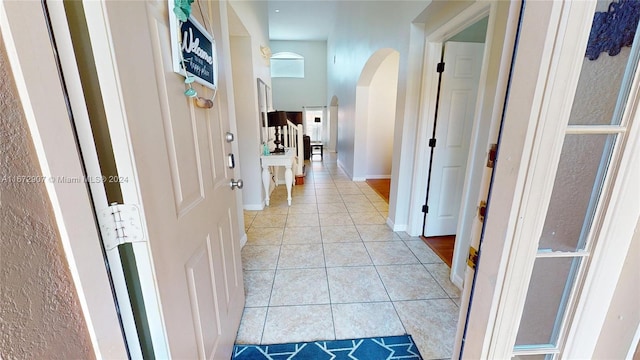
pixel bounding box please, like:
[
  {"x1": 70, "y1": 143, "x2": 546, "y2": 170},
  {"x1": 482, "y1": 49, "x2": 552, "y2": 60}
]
[{"x1": 0, "y1": 36, "x2": 94, "y2": 359}]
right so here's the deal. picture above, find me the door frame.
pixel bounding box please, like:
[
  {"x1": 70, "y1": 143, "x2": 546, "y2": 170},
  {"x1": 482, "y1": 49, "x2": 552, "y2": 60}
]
[
  {"x1": 407, "y1": 1, "x2": 517, "y2": 288},
  {"x1": 0, "y1": 1, "x2": 129, "y2": 357}
]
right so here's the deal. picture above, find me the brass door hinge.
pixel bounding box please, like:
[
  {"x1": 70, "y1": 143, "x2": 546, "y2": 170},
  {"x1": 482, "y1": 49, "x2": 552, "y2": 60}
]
[
  {"x1": 486, "y1": 143, "x2": 498, "y2": 168},
  {"x1": 467, "y1": 246, "x2": 478, "y2": 269},
  {"x1": 478, "y1": 200, "x2": 487, "y2": 222}
]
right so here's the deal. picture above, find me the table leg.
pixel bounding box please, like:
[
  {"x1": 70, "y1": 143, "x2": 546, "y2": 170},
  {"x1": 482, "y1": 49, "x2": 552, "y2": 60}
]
[
  {"x1": 262, "y1": 166, "x2": 271, "y2": 206},
  {"x1": 284, "y1": 165, "x2": 293, "y2": 206}
]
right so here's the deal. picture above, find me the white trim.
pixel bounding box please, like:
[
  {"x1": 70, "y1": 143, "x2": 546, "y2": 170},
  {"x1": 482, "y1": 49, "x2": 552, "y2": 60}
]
[
  {"x1": 364, "y1": 175, "x2": 392, "y2": 180},
  {"x1": 0, "y1": 1, "x2": 128, "y2": 358},
  {"x1": 45, "y1": 2, "x2": 144, "y2": 357},
  {"x1": 563, "y1": 39, "x2": 640, "y2": 358},
  {"x1": 82, "y1": 1, "x2": 171, "y2": 357},
  {"x1": 627, "y1": 324, "x2": 640, "y2": 360},
  {"x1": 239, "y1": 233, "x2": 248, "y2": 248}
]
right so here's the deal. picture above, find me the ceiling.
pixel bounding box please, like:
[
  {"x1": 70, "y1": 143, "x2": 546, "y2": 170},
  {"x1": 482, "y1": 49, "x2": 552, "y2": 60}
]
[{"x1": 267, "y1": 0, "x2": 338, "y2": 41}]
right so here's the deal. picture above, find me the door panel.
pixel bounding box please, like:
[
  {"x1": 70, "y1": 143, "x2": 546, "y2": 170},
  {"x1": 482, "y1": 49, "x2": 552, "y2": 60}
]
[
  {"x1": 86, "y1": 0, "x2": 244, "y2": 358},
  {"x1": 425, "y1": 42, "x2": 484, "y2": 236}
]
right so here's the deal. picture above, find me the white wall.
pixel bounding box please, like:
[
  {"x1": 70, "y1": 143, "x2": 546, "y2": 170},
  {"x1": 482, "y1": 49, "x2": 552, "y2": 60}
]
[
  {"x1": 326, "y1": 1, "x2": 428, "y2": 231},
  {"x1": 228, "y1": 1, "x2": 271, "y2": 210},
  {"x1": 271, "y1": 40, "x2": 327, "y2": 111},
  {"x1": 365, "y1": 51, "x2": 399, "y2": 178}
]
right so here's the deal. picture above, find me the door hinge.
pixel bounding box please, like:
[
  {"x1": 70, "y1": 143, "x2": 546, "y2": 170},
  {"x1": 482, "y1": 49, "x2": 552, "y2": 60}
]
[
  {"x1": 437, "y1": 62, "x2": 445, "y2": 73},
  {"x1": 467, "y1": 246, "x2": 478, "y2": 269},
  {"x1": 428, "y1": 138, "x2": 437, "y2": 148},
  {"x1": 478, "y1": 200, "x2": 487, "y2": 222},
  {"x1": 98, "y1": 203, "x2": 146, "y2": 250},
  {"x1": 422, "y1": 204, "x2": 429, "y2": 213},
  {"x1": 486, "y1": 143, "x2": 498, "y2": 168}
]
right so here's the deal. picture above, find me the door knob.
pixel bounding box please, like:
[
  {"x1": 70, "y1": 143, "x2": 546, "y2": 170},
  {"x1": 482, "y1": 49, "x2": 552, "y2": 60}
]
[{"x1": 230, "y1": 179, "x2": 243, "y2": 190}]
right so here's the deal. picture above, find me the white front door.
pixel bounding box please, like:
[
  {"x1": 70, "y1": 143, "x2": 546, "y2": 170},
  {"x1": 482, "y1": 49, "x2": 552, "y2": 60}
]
[
  {"x1": 425, "y1": 41, "x2": 484, "y2": 236},
  {"x1": 83, "y1": 1, "x2": 244, "y2": 358}
]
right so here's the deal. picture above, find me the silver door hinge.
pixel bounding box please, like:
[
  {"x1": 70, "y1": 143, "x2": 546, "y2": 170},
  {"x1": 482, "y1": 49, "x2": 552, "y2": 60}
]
[{"x1": 98, "y1": 203, "x2": 145, "y2": 250}]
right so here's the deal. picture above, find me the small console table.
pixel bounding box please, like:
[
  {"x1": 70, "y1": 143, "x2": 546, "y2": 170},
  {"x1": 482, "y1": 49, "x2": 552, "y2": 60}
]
[{"x1": 260, "y1": 148, "x2": 294, "y2": 206}]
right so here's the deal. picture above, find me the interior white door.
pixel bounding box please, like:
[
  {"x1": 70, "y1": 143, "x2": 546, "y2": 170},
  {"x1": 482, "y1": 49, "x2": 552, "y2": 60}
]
[
  {"x1": 425, "y1": 41, "x2": 485, "y2": 236},
  {"x1": 85, "y1": 1, "x2": 244, "y2": 358}
]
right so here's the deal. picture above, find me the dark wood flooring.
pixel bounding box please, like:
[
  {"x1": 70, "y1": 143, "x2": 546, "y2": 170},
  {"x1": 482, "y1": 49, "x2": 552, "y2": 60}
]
[
  {"x1": 421, "y1": 235, "x2": 455, "y2": 267},
  {"x1": 366, "y1": 179, "x2": 390, "y2": 203}
]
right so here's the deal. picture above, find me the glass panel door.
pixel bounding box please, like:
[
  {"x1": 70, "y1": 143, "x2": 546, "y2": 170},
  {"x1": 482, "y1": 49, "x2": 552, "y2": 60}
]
[{"x1": 513, "y1": 1, "x2": 640, "y2": 357}]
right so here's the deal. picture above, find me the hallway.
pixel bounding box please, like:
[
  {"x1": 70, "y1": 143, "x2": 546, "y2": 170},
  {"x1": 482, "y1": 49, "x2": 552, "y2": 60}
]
[{"x1": 237, "y1": 153, "x2": 461, "y2": 359}]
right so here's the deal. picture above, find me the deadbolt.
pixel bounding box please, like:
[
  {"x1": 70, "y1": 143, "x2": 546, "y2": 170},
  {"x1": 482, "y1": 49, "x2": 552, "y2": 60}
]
[{"x1": 225, "y1": 132, "x2": 235, "y2": 143}]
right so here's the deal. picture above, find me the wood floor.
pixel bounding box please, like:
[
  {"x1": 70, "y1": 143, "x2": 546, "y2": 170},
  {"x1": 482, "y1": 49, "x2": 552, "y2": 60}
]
[
  {"x1": 365, "y1": 179, "x2": 390, "y2": 203},
  {"x1": 421, "y1": 235, "x2": 455, "y2": 267}
]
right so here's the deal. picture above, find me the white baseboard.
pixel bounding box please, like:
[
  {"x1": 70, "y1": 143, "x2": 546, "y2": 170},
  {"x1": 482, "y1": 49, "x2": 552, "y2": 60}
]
[
  {"x1": 239, "y1": 233, "x2": 248, "y2": 248},
  {"x1": 451, "y1": 272, "x2": 464, "y2": 290},
  {"x1": 352, "y1": 177, "x2": 367, "y2": 182},
  {"x1": 387, "y1": 218, "x2": 407, "y2": 232}
]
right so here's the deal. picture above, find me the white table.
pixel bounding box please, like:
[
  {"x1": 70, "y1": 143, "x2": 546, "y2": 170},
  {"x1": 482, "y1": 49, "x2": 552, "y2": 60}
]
[{"x1": 261, "y1": 148, "x2": 294, "y2": 206}]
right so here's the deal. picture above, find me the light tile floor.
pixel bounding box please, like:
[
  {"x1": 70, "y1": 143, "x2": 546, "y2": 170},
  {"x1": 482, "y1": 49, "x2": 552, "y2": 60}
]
[{"x1": 237, "y1": 152, "x2": 461, "y2": 359}]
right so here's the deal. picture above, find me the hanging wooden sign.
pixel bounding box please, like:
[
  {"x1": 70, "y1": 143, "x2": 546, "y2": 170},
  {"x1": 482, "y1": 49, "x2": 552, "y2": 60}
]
[{"x1": 169, "y1": 1, "x2": 217, "y2": 90}]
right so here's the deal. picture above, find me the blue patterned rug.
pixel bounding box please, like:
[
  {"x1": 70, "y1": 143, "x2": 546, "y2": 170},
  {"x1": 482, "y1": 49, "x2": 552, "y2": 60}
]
[{"x1": 232, "y1": 335, "x2": 422, "y2": 359}]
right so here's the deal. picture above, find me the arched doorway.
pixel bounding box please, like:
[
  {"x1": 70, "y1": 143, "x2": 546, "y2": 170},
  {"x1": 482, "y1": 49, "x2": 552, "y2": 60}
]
[{"x1": 353, "y1": 49, "x2": 400, "y2": 181}]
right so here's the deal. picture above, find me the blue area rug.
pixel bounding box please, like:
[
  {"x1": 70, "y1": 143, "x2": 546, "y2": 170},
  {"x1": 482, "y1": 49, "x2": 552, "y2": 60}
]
[{"x1": 232, "y1": 335, "x2": 422, "y2": 359}]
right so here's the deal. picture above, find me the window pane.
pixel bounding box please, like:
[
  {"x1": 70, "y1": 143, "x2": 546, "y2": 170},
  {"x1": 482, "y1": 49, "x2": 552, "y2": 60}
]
[
  {"x1": 538, "y1": 134, "x2": 616, "y2": 252},
  {"x1": 271, "y1": 58, "x2": 304, "y2": 78},
  {"x1": 568, "y1": 0, "x2": 640, "y2": 125},
  {"x1": 515, "y1": 257, "x2": 581, "y2": 347}
]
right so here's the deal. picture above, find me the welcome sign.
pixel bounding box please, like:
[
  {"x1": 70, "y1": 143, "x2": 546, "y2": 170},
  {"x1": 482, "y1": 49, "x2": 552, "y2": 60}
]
[{"x1": 170, "y1": 11, "x2": 217, "y2": 90}]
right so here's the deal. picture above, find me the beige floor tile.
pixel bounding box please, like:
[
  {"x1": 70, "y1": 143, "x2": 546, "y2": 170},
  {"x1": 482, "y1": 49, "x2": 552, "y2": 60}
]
[
  {"x1": 316, "y1": 188, "x2": 341, "y2": 196},
  {"x1": 349, "y1": 212, "x2": 387, "y2": 225},
  {"x1": 269, "y1": 268, "x2": 330, "y2": 306},
  {"x1": 243, "y1": 270, "x2": 275, "y2": 307},
  {"x1": 323, "y1": 243, "x2": 372, "y2": 267},
  {"x1": 291, "y1": 195, "x2": 317, "y2": 205},
  {"x1": 371, "y1": 201, "x2": 389, "y2": 213},
  {"x1": 314, "y1": 183, "x2": 337, "y2": 189},
  {"x1": 251, "y1": 213, "x2": 287, "y2": 227},
  {"x1": 282, "y1": 226, "x2": 322, "y2": 244},
  {"x1": 425, "y1": 263, "x2": 461, "y2": 298},
  {"x1": 260, "y1": 203, "x2": 290, "y2": 215},
  {"x1": 277, "y1": 244, "x2": 325, "y2": 269},
  {"x1": 246, "y1": 227, "x2": 284, "y2": 245},
  {"x1": 345, "y1": 202, "x2": 376, "y2": 213},
  {"x1": 241, "y1": 245, "x2": 280, "y2": 270},
  {"x1": 332, "y1": 302, "x2": 405, "y2": 339},
  {"x1": 364, "y1": 241, "x2": 420, "y2": 265},
  {"x1": 286, "y1": 212, "x2": 320, "y2": 227},
  {"x1": 317, "y1": 202, "x2": 348, "y2": 214},
  {"x1": 288, "y1": 203, "x2": 318, "y2": 214},
  {"x1": 316, "y1": 195, "x2": 344, "y2": 204},
  {"x1": 395, "y1": 231, "x2": 416, "y2": 240},
  {"x1": 377, "y1": 264, "x2": 447, "y2": 301},
  {"x1": 235, "y1": 307, "x2": 267, "y2": 344},
  {"x1": 365, "y1": 193, "x2": 386, "y2": 203},
  {"x1": 313, "y1": 177, "x2": 335, "y2": 184},
  {"x1": 321, "y1": 225, "x2": 361, "y2": 243},
  {"x1": 338, "y1": 187, "x2": 363, "y2": 195},
  {"x1": 341, "y1": 194, "x2": 370, "y2": 204},
  {"x1": 394, "y1": 299, "x2": 459, "y2": 359},
  {"x1": 319, "y1": 212, "x2": 354, "y2": 226},
  {"x1": 327, "y1": 266, "x2": 389, "y2": 303},
  {"x1": 262, "y1": 305, "x2": 334, "y2": 344},
  {"x1": 404, "y1": 240, "x2": 443, "y2": 264},
  {"x1": 357, "y1": 225, "x2": 400, "y2": 242}
]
